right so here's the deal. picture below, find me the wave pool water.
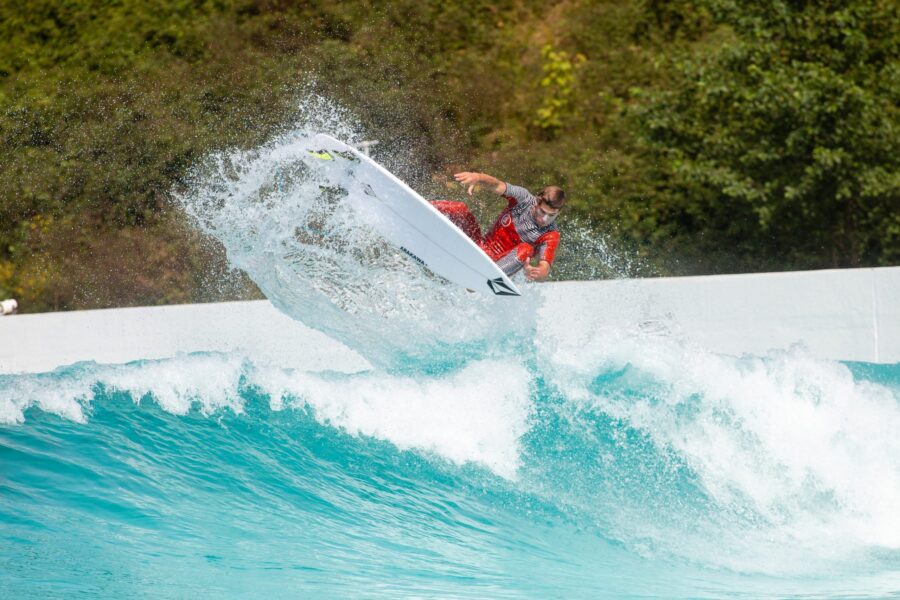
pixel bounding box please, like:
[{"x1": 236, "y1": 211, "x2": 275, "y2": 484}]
[{"x1": 2, "y1": 349, "x2": 900, "y2": 598}]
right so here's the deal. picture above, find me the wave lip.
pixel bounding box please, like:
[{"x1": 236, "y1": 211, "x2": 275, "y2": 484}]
[
  {"x1": 271, "y1": 359, "x2": 533, "y2": 479},
  {"x1": 1, "y1": 353, "x2": 533, "y2": 478},
  {"x1": 0, "y1": 353, "x2": 249, "y2": 425}
]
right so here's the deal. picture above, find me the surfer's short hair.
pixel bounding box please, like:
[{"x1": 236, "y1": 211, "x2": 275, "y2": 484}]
[{"x1": 537, "y1": 186, "x2": 566, "y2": 209}]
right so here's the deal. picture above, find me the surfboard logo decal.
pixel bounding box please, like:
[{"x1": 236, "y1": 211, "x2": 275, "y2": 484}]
[
  {"x1": 400, "y1": 246, "x2": 427, "y2": 267},
  {"x1": 487, "y1": 278, "x2": 520, "y2": 296},
  {"x1": 307, "y1": 150, "x2": 334, "y2": 161},
  {"x1": 333, "y1": 150, "x2": 360, "y2": 162}
]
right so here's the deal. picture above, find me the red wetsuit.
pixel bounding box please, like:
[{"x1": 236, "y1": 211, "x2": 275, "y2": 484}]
[{"x1": 431, "y1": 183, "x2": 560, "y2": 276}]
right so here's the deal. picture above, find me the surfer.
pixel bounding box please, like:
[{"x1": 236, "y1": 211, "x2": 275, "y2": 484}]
[{"x1": 431, "y1": 172, "x2": 564, "y2": 281}]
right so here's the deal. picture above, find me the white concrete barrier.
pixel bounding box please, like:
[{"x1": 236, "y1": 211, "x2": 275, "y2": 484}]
[
  {"x1": 0, "y1": 267, "x2": 897, "y2": 375},
  {"x1": 538, "y1": 266, "x2": 899, "y2": 364},
  {"x1": 0, "y1": 301, "x2": 370, "y2": 375}
]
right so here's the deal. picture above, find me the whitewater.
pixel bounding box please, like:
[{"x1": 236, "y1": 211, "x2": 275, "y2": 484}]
[{"x1": 2, "y1": 101, "x2": 900, "y2": 598}]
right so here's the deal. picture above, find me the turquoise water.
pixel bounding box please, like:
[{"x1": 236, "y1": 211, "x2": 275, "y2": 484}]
[
  {"x1": 4, "y1": 117, "x2": 900, "y2": 597},
  {"x1": 2, "y1": 353, "x2": 900, "y2": 598}
]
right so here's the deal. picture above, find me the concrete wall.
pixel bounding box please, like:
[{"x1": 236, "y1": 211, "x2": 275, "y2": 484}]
[
  {"x1": 1, "y1": 267, "x2": 897, "y2": 375},
  {"x1": 539, "y1": 266, "x2": 899, "y2": 364},
  {"x1": 0, "y1": 301, "x2": 370, "y2": 375}
]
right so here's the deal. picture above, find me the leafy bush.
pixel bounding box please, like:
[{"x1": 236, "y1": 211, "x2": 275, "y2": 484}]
[{"x1": 0, "y1": 0, "x2": 896, "y2": 311}]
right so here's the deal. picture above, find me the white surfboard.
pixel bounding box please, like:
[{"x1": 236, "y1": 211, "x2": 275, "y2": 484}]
[{"x1": 299, "y1": 134, "x2": 521, "y2": 297}]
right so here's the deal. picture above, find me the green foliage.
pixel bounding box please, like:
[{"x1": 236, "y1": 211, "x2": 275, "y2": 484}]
[
  {"x1": 0, "y1": 0, "x2": 309, "y2": 309},
  {"x1": 0, "y1": 0, "x2": 896, "y2": 311},
  {"x1": 638, "y1": 0, "x2": 900, "y2": 268},
  {"x1": 533, "y1": 45, "x2": 586, "y2": 136}
]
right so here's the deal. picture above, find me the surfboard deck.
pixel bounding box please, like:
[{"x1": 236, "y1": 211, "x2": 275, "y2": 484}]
[{"x1": 299, "y1": 134, "x2": 521, "y2": 297}]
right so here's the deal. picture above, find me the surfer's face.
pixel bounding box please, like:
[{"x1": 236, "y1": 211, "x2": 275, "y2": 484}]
[{"x1": 533, "y1": 201, "x2": 560, "y2": 227}]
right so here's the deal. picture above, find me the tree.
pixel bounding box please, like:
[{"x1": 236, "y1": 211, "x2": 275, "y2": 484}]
[{"x1": 640, "y1": 0, "x2": 899, "y2": 269}]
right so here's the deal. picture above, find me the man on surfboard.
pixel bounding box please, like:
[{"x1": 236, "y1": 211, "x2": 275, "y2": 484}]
[{"x1": 431, "y1": 172, "x2": 564, "y2": 281}]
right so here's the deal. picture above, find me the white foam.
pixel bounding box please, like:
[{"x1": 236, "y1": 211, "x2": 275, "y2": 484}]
[
  {"x1": 100, "y1": 353, "x2": 248, "y2": 416},
  {"x1": 541, "y1": 323, "x2": 900, "y2": 573},
  {"x1": 0, "y1": 354, "x2": 248, "y2": 425},
  {"x1": 264, "y1": 359, "x2": 533, "y2": 479},
  {"x1": 0, "y1": 354, "x2": 533, "y2": 479},
  {"x1": 0, "y1": 371, "x2": 93, "y2": 424}
]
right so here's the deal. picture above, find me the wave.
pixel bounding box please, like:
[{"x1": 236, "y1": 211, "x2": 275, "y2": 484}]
[{"x1": 3, "y1": 346, "x2": 899, "y2": 585}]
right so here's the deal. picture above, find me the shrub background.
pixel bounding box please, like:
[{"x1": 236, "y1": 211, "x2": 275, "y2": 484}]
[{"x1": 1, "y1": 0, "x2": 897, "y2": 312}]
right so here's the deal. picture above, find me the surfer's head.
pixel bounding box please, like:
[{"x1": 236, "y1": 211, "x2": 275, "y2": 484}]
[
  {"x1": 533, "y1": 186, "x2": 566, "y2": 226},
  {"x1": 538, "y1": 186, "x2": 566, "y2": 209}
]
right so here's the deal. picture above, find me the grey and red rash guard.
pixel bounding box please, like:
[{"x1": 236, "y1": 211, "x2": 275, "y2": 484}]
[{"x1": 431, "y1": 183, "x2": 560, "y2": 276}]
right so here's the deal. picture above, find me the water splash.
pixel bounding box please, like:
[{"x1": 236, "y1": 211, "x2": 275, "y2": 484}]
[
  {"x1": 176, "y1": 95, "x2": 537, "y2": 369},
  {"x1": 550, "y1": 215, "x2": 647, "y2": 280}
]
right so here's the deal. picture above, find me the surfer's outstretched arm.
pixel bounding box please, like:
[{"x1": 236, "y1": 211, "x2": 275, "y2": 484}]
[{"x1": 454, "y1": 172, "x2": 507, "y2": 196}]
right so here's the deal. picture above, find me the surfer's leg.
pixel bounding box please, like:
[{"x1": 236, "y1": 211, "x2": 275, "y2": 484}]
[
  {"x1": 495, "y1": 243, "x2": 534, "y2": 276},
  {"x1": 430, "y1": 200, "x2": 483, "y2": 244}
]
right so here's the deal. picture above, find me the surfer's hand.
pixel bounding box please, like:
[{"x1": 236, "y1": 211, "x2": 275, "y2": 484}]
[
  {"x1": 454, "y1": 172, "x2": 506, "y2": 196},
  {"x1": 454, "y1": 172, "x2": 481, "y2": 196},
  {"x1": 524, "y1": 261, "x2": 550, "y2": 281}
]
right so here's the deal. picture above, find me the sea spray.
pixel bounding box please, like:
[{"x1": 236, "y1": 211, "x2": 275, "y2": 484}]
[{"x1": 175, "y1": 95, "x2": 538, "y2": 369}]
